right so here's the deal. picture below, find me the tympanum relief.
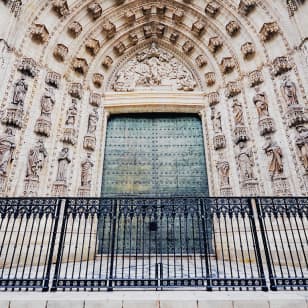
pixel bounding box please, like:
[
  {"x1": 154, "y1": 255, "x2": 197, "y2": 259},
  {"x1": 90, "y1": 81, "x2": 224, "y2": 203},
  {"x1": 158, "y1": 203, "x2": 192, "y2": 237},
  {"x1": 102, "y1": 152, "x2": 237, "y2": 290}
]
[{"x1": 111, "y1": 43, "x2": 197, "y2": 92}]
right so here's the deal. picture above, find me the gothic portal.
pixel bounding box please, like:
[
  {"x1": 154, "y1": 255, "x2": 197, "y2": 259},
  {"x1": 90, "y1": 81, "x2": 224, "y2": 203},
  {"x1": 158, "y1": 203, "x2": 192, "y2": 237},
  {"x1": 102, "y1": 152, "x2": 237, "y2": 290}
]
[{"x1": 0, "y1": 0, "x2": 308, "y2": 197}]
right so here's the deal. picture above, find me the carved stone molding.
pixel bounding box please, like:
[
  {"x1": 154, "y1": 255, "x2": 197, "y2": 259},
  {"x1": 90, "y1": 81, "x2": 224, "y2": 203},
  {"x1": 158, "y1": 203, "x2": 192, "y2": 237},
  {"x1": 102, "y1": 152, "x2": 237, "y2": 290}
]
[
  {"x1": 68, "y1": 83, "x2": 82, "y2": 99},
  {"x1": 45, "y1": 71, "x2": 61, "y2": 88},
  {"x1": 226, "y1": 20, "x2": 240, "y2": 36},
  {"x1": 208, "y1": 36, "x2": 223, "y2": 54},
  {"x1": 213, "y1": 134, "x2": 226, "y2": 150},
  {"x1": 92, "y1": 73, "x2": 104, "y2": 88},
  {"x1": 205, "y1": 1, "x2": 220, "y2": 17},
  {"x1": 53, "y1": 44, "x2": 68, "y2": 62},
  {"x1": 68, "y1": 21, "x2": 82, "y2": 37},
  {"x1": 205, "y1": 72, "x2": 216, "y2": 86},
  {"x1": 18, "y1": 58, "x2": 37, "y2": 77},
  {"x1": 85, "y1": 38, "x2": 100, "y2": 56},
  {"x1": 259, "y1": 22, "x2": 280, "y2": 42},
  {"x1": 249, "y1": 70, "x2": 264, "y2": 87},
  {"x1": 88, "y1": 2, "x2": 102, "y2": 20},
  {"x1": 52, "y1": 0, "x2": 69, "y2": 17},
  {"x1": 31, "y1": 24, "x2": 49, "y2": 44}
]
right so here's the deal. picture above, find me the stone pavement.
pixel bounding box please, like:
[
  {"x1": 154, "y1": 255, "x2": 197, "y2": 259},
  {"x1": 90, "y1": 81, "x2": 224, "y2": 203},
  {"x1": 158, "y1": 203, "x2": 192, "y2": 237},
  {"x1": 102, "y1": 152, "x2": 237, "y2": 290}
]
[{"x1": 0, "y1": 291, "x2": 308, "y2": 308}]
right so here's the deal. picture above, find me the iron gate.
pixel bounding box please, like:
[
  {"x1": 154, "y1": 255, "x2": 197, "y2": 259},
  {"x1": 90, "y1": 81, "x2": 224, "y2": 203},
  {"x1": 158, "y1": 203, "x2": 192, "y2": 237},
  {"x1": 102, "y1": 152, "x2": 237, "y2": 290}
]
[{"x1": 0, "y1": 197, "x2": 307, "y2": 291}]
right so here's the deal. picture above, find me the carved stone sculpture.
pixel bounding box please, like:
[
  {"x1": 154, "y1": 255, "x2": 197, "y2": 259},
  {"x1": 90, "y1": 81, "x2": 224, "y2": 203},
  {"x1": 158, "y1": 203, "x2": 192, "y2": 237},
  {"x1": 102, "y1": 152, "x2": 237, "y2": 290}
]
[
  {"x1": 62, "y1": 99, "x2": 78, "y2": 145},
  {"x1": 0, "y1": 128, "x2": 15, "y2": 177},
  {"x1": 281, "y1": 78, "x2": 299, "y2": 106},
  {"x1": 84, "y1": 108, "x2": 99, "y2": 151},
  {"x1": 213, "y1": 111, "x2": 222, "y2": 134},
  {"x1": 112, "y1": 43, "x2": 197, "y2": 92},
  {"x1": 217, "y1": 161, "x2": 233, "y2": 196},
  {"x1": 2, "y1": 78, "x2": 28, "y2": 128},
  {"x1": 24, "y1": 139, "x2": 48, "y2": 196},
  {"x1": 78, "y1": 153, "x2": 94, "y2": 196},
  {"x1": 237, "y1": 142, "x2": 255, "y2": 181},
  {"x1": 232, "y1": 99, "x2": 249, "y2": 144},
  {"x1": 263, "y1": 137, "x2": 284, "y2": 179},
  {"x1": 253, "y1": 92, "x2": 275, "y2": 135},
  {"x1": 295, "y1": 126, "x2": 308, "y2": 172},
  {"x1": 212, "y1": 110, "x2": 226, "y2": 150},
  {"x1": 34, "y1": 87, "x2": 56, "y2": 137},
  {"x1": 52, "y1": 148, "x2": 71, "y2": 197}
]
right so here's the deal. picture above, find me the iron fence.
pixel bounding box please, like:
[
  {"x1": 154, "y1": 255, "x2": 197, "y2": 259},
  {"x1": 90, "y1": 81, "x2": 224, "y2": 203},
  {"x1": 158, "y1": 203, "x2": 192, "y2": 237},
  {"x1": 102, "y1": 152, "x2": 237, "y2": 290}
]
[{"x1": 0, "y1": 197, "x2": 307, "y2": 291}]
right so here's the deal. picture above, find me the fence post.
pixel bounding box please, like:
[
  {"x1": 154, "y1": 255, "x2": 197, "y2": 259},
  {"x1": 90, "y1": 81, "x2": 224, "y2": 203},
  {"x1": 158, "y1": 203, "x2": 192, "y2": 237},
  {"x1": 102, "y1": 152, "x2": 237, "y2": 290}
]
[
  {"x1": 107, "y1": 199, "x2": 118, "y2": 291},
  {"x1": 249, "y1": 198, "x2": 269, "y2": 291},
  {"x1": 50, "y1": 198, "x2": 68, "y2": 292},
  {"x1": 42, "y1": 198, "x2": 62, "y2": 292}
]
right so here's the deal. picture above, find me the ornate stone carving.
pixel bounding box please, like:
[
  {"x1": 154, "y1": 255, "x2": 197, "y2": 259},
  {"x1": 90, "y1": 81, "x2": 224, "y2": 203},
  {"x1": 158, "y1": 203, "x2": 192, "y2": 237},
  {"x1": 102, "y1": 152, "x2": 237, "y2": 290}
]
[
  {"x1": 170, "y1": 32, "x2": 179, "y2": 43},
  {"x1": 72, "y1": 57, "x2": 88, "y2": 75},
  {"x1": 295, "y1": 126, "x2": 308, "y2": 172},
  {"x1": 212, "y1": 110, "x2": 226, "y2": 150},
  {"x1": 205, "y1": 1, "x2": 220, "y2": 17},
  {"x1": 92, "y1": 73, "x2": 104, "y2": 88},
  {"x1": 226, "y1": 20, "x2": 240, "y2": 36},
  {"x1": 52, "y1": 147, "x2": 71, "y2": 196},
  {"x1": 111, "y1": 43, "x2": 197, "y2": 92},
  {"x1": 2, "y1": 77, "x2": 28, "y2": 128},
  {"x1": 68, "y1": 83, "x2": 82, "y2": 99},
  {"x1": 84, "y1": 108, "x2": 99, "y2": 151},
  {"x1": 259, "y1": 22, "x2": 280, "y2": 41},
  {"x1": 18, "y1": 58, "x2": 37, "y2": 77},
  {"x1": 31, "y1": 24, "x2": 49, "y2": 43},
  {"x1": 68, "y1": 21, "x2": 82, "y2": 37},
  {"x1": 24, "y1": 139, "x2": 47, "y2": 196},
  {"x1": 102, "y1": 20, "x2": 116, "y2": 39},
  {"x1": 143, "y1": 25, "x2": 153, "y2": 38},
  {"x1": 217, "y1": 161, "x2": 233, "y2": 196},
  {"x1": 205, "y1": 72, "x2": 216, "y2": 86},
  {"x1": 85, "y1": 38, "x2": 100, "y2": 56},
  {"x1": 156, "y1": 4, "x2": 166, "y2": 15},
  {"x1": 249, "y1": 70, "x2": 264, "y2": 87},
  {"x1": 241, "y1": 42, "x2": 255, "y2": 59},
  {"x1": 62, "y1": 99, "x2": 78, "y2": 145},
  {"x1": 192, "y1": 20, "x2": 205, "y2": 36},
  {"x1": 208, "y1": 92, "x2": 220, "y2": 106},
  {"x1": 232, "y1": 99, "x2": 249, "y2": 144},
  {"x1": 53, "y1": 44, "x2": 68, "y2": 61},
  {"x1": 45, "y1": 71, "x2": 61, "y2": 88},
  {"x1": 89, "y1": 92, "x2": 101, "y2": 107},
  {"x1": 102, "y1": 56, "x2": 113, "y2": 69},
  {"x1": 253, "y1": 92, "x2": 275, "y2": 135},
  {"x1": 172, "y1": 8, "x2": 184, "y2": 23},
  {"x1": 52, "y1": 0, "x2": 69, "y2": 17},
  {"x1": 34, "y1": 87, "x2": 56, "y2": 137},
  {"x1": 195, "y1": 55, "x2": 207, "y2": 68},
  {"x1": 0, "y1": 128, "x2": 15, "y2": 178},
  {"x1": 114, "y1": 41, "x2": 126, "y2": 56},
  {"x1": 129, "y1": 33, "x2": 138, "y2": 45},
  {"x1": 238, "y1": 0, "x2": 256, "y2": 15},
  {"x1": 142, "y1": 5, "x2": 151, "y2": 16},
  {"x1": 125, "y1": 9, "x2": 136, "y2": 24},
  {"x1": 208, "y1": 36, "x2": 223, "y2": 53},
  {"x1": 78, "y1": 153, "x2": 94, "y2": 196},
  {"x1": 226, "y1": 81, "x2": 241, "y2": 98},
  {"x1": 87, "y1": 2, "x2": 102, "y2": 20},
  {"x1": 221, "y1": 57, "x2": 235, "y2": 74},
  {"x1": 182, "y1": 41, "x2": 194, "y2": 54},
  {"x1": 272, "y1": 56, "x2": 292, "y2": 76},
  {"x1": 156, "y1": 23, "x2": 165, "y2": 38}
]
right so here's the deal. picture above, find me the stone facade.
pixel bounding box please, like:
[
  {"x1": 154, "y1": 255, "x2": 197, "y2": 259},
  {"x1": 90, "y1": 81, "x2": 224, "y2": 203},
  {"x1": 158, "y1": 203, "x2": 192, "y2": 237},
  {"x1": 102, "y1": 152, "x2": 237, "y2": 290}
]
[{"x1": 0, "y1": 0, "x2": 307, "y2": 197}]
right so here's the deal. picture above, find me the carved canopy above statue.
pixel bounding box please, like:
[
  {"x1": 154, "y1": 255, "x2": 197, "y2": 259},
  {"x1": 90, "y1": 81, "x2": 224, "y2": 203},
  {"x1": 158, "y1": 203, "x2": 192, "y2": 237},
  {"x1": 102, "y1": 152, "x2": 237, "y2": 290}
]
[{"x1": 110, "y1": 43, "x2": 199, "y2": 92}]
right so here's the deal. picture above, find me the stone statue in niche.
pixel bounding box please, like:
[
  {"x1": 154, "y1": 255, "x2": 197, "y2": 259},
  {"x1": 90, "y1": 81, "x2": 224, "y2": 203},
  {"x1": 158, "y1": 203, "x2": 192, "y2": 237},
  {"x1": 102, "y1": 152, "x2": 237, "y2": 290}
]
[
  {"x1": 213, "y1": 111, "x2": 222, "y2": 133},
  {"x1": 263, "y1": 137, "x2": 284, "y2": 179},
  {"x1": 81, "y1": 153, "x2": 94, "y2": 187},
  {"x1": 56, "y1": 147, "x2": 71, "y2": 182},
  {"x1": 281, "y1": 77, "x2": 299, "y2": 106},
  {"x1": 237, "y1": 142, "x2": 255, "y2": 181},
  {"x1": 0, "y1": 128, "x2": 16, "y2": 177},
  {"x1": 34, "y1": 87, "x2": 56, "y2": 137},
  {"x1": 112, "y1": 42, "x2": 197, "y2": 92},
  {"x1": 62, "y1": 99, "x2": 78, "y2": 145},
  {"x1": 295, "y1": 125, "x2": 308, "y2": 172},
  {"x1": 87, "y1": 108, "x2": 99, "y2": 134},
  {"x1": 2, "y1": 78, "x2": 28, "y2": 128},
  {"x1": 232, "y1": 99, "x2": 249, "y2": 144},
  {"x1": 253, "y1": 92, "x2": 275, "y2": 135},
  {"x1": 52, "y1": 147, "x2": 71, "y2": 197},
  {"x1": 24, "y1": 139, "x2": 48, "y2": 196},
  {"x1": 211, "y1": 109, "x2": 226, "y2": 150},
  {"x1": 12, "y1": 77, "x2": 28, "y2": 107}
]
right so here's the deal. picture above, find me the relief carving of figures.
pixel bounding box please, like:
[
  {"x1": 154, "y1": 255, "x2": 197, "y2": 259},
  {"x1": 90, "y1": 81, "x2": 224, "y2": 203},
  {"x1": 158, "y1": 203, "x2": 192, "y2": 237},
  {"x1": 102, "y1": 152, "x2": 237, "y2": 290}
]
[
  {"x1": 35, "y1": 87, "x2": 56, "y2": 137},
  {"x1": 281, "y1": 77, "x2": 299, "y2": 106},
  {"x1": 295, "y1": 126, "x2": 308, "y2": 172},
  {"x1": 65, "y1": 99, "x2": 78, "y2": 126},
  {"x1": 263, "y1": 137, "x2": 284, "y2": 179},
  {"x1": 237, "y1": 142, "x2": 255, "y2": 181},
  {"x1": 213, "y1": 111, "x2": 222, "y2": 133},
  {"x1": 232, "y1": 99, "x2": 244, "y2": 126},
  {"x1": 80, "y1": 153, "x2": 94, "y2": 187},
  {"x1": 26, "y1": 139, "x2": 48, "y2": 180},
  {"x1": 12, "y1": 77, "x2": 28, "y2": 107},
  {"x1": 87, "y1": 108, "x2": 99, "y2": 135},
  {"x1": 56, "y1": 147, "x2": 71, "y2": 182},
  {"x1": 0, "y1": 128, "x2": 15, "y2": 177},
  {"x1": 112, "y1": 42, "x2": 197, "y2": 92}
]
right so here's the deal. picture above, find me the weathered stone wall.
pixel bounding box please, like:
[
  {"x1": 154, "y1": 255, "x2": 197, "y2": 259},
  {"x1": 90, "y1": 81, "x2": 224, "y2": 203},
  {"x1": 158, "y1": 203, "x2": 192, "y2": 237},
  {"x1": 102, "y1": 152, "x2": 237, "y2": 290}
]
[{"x1": 0, "y1": 0, "x2": 307, "y2": 197}]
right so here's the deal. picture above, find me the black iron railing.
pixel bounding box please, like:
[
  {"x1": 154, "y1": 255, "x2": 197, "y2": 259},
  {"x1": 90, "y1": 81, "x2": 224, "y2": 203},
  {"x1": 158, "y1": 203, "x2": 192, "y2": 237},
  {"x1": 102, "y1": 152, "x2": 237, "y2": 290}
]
[{"x1": 0, "y1": 197, "x2": 307, "y2": 291}]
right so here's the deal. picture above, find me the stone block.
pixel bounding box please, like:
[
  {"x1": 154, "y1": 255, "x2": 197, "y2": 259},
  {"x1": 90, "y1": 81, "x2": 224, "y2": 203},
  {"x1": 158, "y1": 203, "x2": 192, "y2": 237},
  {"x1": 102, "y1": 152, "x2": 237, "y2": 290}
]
[
  {"x1": 47, "y1": 300, "x2": 84, "y2": 308},
  {"x1": 0, "y1": 301, "x2": 9, "y2": 308},
  {"x1": 85, "y1": 299, "x2": 122, "y2": 308},
  {"x1": 10, "y1": 300, "x2": 46, "y2": 308},
  {"x1": 233, "y1": 299, "x2": 269, "y2": 308},
  {"x1": 160, "y1": 299, "x2": 196, "y2": 308}
]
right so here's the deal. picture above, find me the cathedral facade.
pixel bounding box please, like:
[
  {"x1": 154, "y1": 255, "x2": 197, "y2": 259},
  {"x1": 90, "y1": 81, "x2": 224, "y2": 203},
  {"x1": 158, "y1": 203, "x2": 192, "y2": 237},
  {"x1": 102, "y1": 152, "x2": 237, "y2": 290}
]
[{"x1": 0, "y1": 0, "x2": 308, "y2": 198}]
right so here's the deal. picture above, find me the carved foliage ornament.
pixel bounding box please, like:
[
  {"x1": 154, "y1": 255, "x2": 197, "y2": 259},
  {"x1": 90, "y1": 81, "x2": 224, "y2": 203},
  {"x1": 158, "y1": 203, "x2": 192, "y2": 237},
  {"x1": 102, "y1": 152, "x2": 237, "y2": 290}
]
[{"x1": 111, "y1": 43, "x2": 198, "y2": 92}]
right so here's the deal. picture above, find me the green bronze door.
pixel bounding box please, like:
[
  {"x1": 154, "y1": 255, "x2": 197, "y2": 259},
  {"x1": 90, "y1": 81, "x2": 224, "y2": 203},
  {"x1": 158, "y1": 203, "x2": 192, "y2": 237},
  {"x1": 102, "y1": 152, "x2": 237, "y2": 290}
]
[{"x1": 101, "y1": 114, "x2": 209, "y2": 197}]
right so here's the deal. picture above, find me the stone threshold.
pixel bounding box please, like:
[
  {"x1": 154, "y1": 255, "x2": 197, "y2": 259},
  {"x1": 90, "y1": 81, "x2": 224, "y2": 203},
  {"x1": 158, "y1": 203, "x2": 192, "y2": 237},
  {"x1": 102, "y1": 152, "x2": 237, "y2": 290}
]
[{"x1": 0, "y1": 291, "x2": 308, "y2": 308}]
